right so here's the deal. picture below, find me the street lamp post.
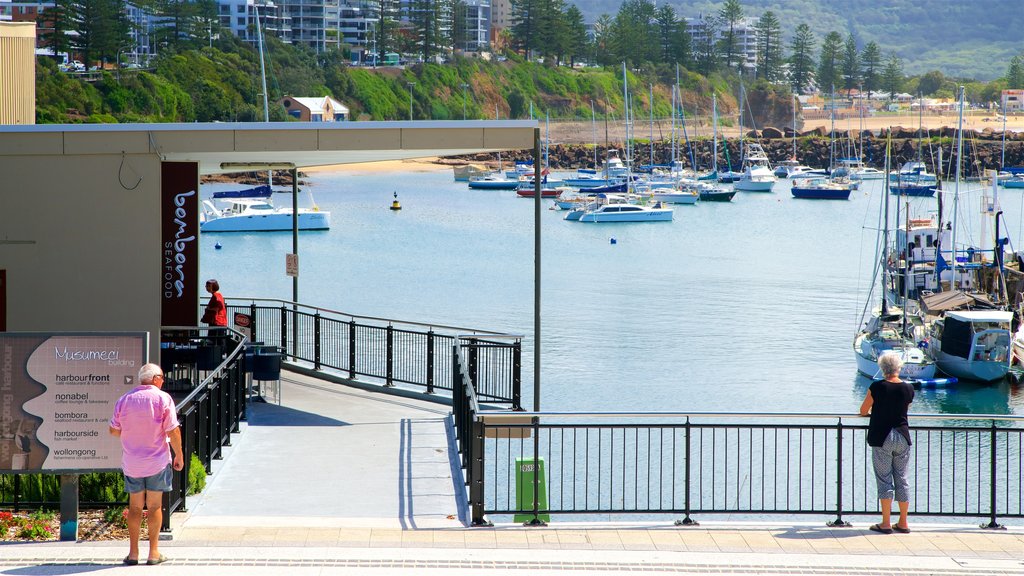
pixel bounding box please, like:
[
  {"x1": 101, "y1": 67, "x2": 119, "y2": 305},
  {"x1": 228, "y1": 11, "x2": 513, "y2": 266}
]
[
  {"x1": 460, "y1": 82, "x2": 469, "y2": 120},
  {"x1": 407, "y1": 81, "x2": 416, "y2": 121}
]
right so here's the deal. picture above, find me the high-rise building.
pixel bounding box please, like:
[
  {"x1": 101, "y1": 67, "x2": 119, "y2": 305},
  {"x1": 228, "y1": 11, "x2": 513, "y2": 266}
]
[
  {"x1": 685, "y1": 14, "x2": 759, "y2": 74},
  {"x1": 456, "y1": 0, "x2": 489, "y2": 52},
  {"x1": 490, "y1": 0, "x2": 511, "y2": 30}
]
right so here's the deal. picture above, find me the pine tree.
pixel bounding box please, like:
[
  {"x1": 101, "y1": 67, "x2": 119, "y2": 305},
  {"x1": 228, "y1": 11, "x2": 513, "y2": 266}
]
[
  {"x1": 510, "y1": 0, "x2": 539, "y2": 57},
  {"x1": 1007, "y1": 55, "x2": 1024, "y2": 89},
  {"x1": 717, "y1": 0, "x2": 743, "y2": 71},
  {"x1": 860, "y1": 41, "x2": 882, "y2": 99},
  {"x1": 37, "y1": 0, "x2": 75, "y2": 61},
  {"x1": 816, "y1": 31, "x2": 843, "y2": 93},
  {"x1": 882, "y1": 52, "x2": 904, "y2": 100},
  {"x1": 753, "y1": 11, "x2": 782, "y2": 82},
  {"x1": 840, "y1": 33, "x2": 859, "y2": 92},
  {"x1": 592, "y1": 13, "x2": 614, "y2": 67},
  {"x1": 654, "y1": 4, "x2": 677, "y2": 65},
  {"x1": 609, "y1": 0, "x2": 657, "y2": 67},
  {"x1": 563, "y1": 5, "x2": 588, "y2": 66},
  {"x1": 787, "y1": 23, "x2": 815, "y2": 94}
]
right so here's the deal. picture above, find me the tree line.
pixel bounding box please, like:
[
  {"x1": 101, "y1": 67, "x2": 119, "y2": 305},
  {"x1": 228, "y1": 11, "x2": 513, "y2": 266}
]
[{"x1": 509, "y1": 0, "x2": 1024, "y2": 102}]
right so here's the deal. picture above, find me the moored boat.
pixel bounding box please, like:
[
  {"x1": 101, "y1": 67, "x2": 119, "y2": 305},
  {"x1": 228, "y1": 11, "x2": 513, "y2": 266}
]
[
  {"x1": 200, "y1": 198, "x2": 331, "y2": 232},
  {"x1": 790, "y1": 177, "x2": 852, "y2": 200},
  {"x1": 926, "y1": 310, "x2": 1012, "y2": 382}
]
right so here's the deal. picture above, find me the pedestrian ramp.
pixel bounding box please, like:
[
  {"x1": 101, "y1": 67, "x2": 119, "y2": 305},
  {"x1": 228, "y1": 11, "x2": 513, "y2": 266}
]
[{"x1": 176, "y1": 371, "x2": 468, "y2": 534}]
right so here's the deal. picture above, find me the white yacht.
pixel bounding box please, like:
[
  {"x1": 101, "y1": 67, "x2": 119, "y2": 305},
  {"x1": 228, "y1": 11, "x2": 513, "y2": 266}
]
[
  {"x1": 201, "y1": 198, "x2": 331, "y2": 232},
  {"x1": 734, "y1": 143, "x2": 776, "y2": 192}
]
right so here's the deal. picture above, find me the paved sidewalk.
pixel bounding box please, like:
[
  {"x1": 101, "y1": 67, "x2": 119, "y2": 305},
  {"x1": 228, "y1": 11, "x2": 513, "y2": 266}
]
[{"x1": 2, "y1": 373, "x2": 1022, "y2": 574}]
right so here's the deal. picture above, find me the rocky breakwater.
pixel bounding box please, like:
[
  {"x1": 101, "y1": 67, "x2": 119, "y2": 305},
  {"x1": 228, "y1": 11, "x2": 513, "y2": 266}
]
[{"x1": 456, "y1": 126, "x2": 1024, "y2": 177}]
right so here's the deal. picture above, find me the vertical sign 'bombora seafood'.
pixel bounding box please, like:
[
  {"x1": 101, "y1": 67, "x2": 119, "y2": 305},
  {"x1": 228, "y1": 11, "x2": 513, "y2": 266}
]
[{"x1": 161, "y1": 162, "x2": 199, "y2": 326}]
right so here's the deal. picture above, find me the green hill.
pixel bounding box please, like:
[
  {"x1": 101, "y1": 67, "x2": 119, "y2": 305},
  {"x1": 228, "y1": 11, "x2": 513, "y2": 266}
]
[{"x1": 574, "y1": 0, "x2": 1023, "y2": 80}]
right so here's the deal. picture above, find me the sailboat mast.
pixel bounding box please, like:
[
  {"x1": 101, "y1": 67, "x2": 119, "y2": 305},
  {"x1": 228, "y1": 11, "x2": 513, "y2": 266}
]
[
  {"x1": 951, "y1": 86, "x2": 965, "y2": 292},
  {"x1": 829, "y1": 85, "x2": 836, "y2": 171},
  {"x1": 902, "y1": 200, "x2": 910, "y2": 333},
  {"x1": 649, "y1": 83, "x2": 655, "y2": 168},
  {"x1": 622, "y1": 63, "x2": 631, "y2": 180},
  {"x1": 712, "y1": 94, "x2": 718, "y2": 174},
  {"x1": 591, "y1": 100, "x2": 597, "y2": 169},
  {"x1": 1001, "y1": 103, "x2": 1007, "y2": 169},
  {"x1": 881, "y1": 137, "x2": 892, "y2": 316},
  {"x1": 791, "y1": 95, "x2": 797, "y2": 159},
  {"x1": 255, "y1": 6, "x2": 269, "y2": 123},
  {"x1": 670, "y1": 86, "x2": 677, "y2": 165}
]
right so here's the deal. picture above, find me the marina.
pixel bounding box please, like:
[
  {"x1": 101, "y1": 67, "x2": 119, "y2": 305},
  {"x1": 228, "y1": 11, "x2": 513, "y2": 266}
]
[{"x1": 201, "y1": 163, "x2": 1024, "y2": 417}]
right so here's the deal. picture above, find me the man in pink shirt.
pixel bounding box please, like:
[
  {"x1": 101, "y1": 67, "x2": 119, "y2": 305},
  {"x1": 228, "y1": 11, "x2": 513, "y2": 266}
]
[{"x1": 109, "y1": 363, "x2": 184, "y2": 565}]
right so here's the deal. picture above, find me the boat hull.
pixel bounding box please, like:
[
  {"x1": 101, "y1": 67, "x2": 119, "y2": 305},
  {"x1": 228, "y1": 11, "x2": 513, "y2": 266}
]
[
  {"x1": 891, "y1": 185, "x2": 936, "y2": 197},
  {"x1": 791, "y1": 187, "x2": 851, "y2": 200},
  {"x1": 698, "y1": 190, "x2": 736, "y2": 202},
  {"x1": 578, "y1": 210, "x2": 673, "y2": 222},
  {"x1": 468, "y1": 179, "x2": 521, "y2": 190},
  {"x1": 651, "y1": 192, "x2": 698, "y2": 204},
  {"x1": 934, "y1": 352, "x2": 1009, "y2": 382},
  {"x1": 733, "y1": 179, "x2": 775, "y2": 192},
  {"x1": 853, "y1": 334, "x2": 937, "y2": 380},
  {"x1": 200, "y1": 211, "x2": 331, "y2": 232}
]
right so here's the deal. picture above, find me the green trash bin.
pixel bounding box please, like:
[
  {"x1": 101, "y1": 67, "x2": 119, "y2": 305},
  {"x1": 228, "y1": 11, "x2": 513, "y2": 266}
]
[{"x1": 513, "y1": 457, "x2": 549, "y2": 523}]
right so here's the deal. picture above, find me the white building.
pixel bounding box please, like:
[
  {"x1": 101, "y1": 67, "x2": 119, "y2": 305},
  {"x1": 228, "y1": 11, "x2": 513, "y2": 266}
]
[
  {"x1": 684, "y1": 14, "x2": 758, "y2": 74},
  {"x1": 1003, "y1": 89, "x2": 1024, "y2": 113},
  {"x1": 457, "y1": 0, "x2": 489, "y2": 52}
]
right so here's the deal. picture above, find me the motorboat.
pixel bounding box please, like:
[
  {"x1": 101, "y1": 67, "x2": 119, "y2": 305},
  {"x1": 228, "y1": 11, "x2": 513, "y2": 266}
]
[
  {"x1": 773, "y1": 160, "x2": 814, "y2": 179},
  {"x1": 696, "y1": 183, "x2": 735, "y2": 202},
  {"x1": 568, "y1": 194, "x2": 673, "y2": 222},
  {"x1": 649, "y1": 186, "x2": 698, "y2": 205},
  {"x1": 850, "y1": 166, "x2": 885, "y2": 180},
  {"x1": 889, "y1": 161, "x2": 938, "y2": 186},
  {"x1": 468, "y1": 172, "x2": 522, "y2": 190},
  {"x1": 734, "y1": 143, "x2": 776, "y2": 192},
  {"x1": 200, "y1": 198, "x2": 330, "y2": 232},
  {"x1": 999, "y1": 173, "x2": 1024, "y2": 189},
  {"x1": 790, "y1": 177, "x2": 852, "y2": 200},
  {"x1": 926, "y1": 310, "x2": 1012, "y2": 382}
]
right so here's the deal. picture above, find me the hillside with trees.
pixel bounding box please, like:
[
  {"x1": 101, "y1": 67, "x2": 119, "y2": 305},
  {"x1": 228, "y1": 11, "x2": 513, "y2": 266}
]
[{"x1": 574, "y1": 0, "x2": 1024, "y2": 80}]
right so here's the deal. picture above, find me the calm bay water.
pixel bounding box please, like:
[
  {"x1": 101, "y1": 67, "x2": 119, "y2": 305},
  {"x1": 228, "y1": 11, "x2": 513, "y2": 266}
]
[{"x1": 200, "y1": 168, "x2": 1024, "y2": 416}]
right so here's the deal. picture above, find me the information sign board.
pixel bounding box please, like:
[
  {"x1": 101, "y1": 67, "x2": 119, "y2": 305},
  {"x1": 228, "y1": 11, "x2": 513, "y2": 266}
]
[{"x1": 0, "y1": 333, "x2": 148, "y2": 473}]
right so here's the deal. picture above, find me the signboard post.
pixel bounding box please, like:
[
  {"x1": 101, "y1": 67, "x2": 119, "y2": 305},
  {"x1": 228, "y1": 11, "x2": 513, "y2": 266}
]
[
  {"x1": 0, "y1": 332, "x2": 147, "y2": 540},
  {"x1": 233, "y1": 312, "x2": 252, "y2": 341},
  {"x1": 285, "y1": 253, "x2": 299, "y2": 278}
]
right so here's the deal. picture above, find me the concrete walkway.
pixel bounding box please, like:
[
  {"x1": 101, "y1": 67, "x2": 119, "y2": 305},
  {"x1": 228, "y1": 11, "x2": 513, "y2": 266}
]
[{"x1": 1, "y1": 372, "x2": 1022, "y2": 574}]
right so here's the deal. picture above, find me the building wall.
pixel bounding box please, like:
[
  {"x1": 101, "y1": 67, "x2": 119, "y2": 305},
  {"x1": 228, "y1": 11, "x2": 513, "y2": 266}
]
[
  {"x1": 0, "y1": 22, "x2": 34, "y2": 125},
  {"x1": 490, "y1": 0, "x2": 510, "y2": 30},
  {"x1": 0, "y1": 151, "x2": 164, "y2": 361},
  {"x1": 1003, "y1": 90, "x2": 1024, "y2": 113}
]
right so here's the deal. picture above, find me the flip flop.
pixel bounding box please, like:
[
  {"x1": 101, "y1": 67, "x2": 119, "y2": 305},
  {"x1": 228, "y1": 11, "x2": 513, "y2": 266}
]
[
  {"x1": 146, "y1": 554, "x2": 168, "y2": 565},
  {"x1": 123, "y1": 556, "x2": 139, "y2": 566},
  {"x1": 869, "y1": 523, "x2": 893, "y2": 534},
  {"x1": 893, "y1": 525, "x2": 911, "y2": 533}
]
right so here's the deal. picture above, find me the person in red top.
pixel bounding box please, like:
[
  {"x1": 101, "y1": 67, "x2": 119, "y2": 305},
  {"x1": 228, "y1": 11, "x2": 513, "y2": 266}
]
[{"x1": 202, "y1": 279, "x2": 227, "y2": 327}]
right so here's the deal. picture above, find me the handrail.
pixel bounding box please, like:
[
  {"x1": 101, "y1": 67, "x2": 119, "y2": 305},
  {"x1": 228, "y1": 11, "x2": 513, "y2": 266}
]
[
  {"x1": 226, "y1": 297, "x2": 521, "y2": 336},
  {"x1": 478, "y1": 411, "x2": 1024, "y2": 423},
  {"x1": 163, "y1": 326, "x2": 248, "y2": 409}
]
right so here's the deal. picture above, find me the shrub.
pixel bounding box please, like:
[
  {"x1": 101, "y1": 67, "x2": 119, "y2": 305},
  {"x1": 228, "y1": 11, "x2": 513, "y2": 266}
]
[{"x1": 187, "y1": 453, "x2": 207, "y2": 496}]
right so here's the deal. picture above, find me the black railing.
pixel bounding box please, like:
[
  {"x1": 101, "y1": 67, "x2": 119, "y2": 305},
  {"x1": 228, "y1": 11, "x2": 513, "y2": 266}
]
[
  {"x1": 160, "y1": 326, "x2": 248, "y2": 530},
  {"x1": 452, "y1": 405, "x2": 1024, "y2": 527},
  {"x1": 224, "y1": 298, "x2": 522, "y2": 408},
  {"x1": 0, "y1": 327, "x2": 247, "y2": 531}
]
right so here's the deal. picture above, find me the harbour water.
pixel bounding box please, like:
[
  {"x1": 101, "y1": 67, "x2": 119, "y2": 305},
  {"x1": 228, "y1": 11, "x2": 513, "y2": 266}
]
[{"x1": 200, "y1": 168, "x2": 1024, "y2": 417}]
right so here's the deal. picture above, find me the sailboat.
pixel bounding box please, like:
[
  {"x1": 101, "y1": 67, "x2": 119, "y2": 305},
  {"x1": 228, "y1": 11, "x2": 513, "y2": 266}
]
[
  {"x1": 921, "y1": 87, "x2": 1012, "y2": 382},
  {"x1": 891, "y1": 94, "x2": 938, "y2": 196},
  {"x1": 854, "y1": 136, "x2": 937, "y2": 381}
]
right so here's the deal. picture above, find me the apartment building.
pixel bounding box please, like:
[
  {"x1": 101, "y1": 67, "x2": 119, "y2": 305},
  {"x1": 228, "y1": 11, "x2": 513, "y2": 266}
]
[{"x1": 685, "y1": 14, "x2": 758, "y2": 74}]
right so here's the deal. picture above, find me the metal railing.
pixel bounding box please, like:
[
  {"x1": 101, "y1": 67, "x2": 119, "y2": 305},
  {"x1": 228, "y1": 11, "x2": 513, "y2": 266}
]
[
  {"x1": 461, "y1": 411, "x2": 1023, "y2": 527},
  {"x1": 160, "y1": 326, "x2": 248, "y2": 530},
  {"x1": 225, "y1": 298, "x2": 523, "y2": 408},
  {"x1": 0, "y1": 327, "x2": 248, "y2": 532}
]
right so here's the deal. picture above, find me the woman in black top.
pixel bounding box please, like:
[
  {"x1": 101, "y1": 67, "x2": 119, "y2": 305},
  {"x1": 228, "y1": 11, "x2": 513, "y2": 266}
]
[{"x1": 859, "y1": 351, "x2": 914, "y2": 534}]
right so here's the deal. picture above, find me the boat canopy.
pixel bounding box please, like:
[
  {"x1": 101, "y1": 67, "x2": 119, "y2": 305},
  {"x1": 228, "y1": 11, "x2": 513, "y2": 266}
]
[
  {"x1": 945, "y1": 310, "x2": 1014, "y2": 323},
  {"x1": 212, "y1": 184, "x2": 273, "y2": 199},
  {"x1": 919, "y1": 291, "x2": 998, "y2": 315}
]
